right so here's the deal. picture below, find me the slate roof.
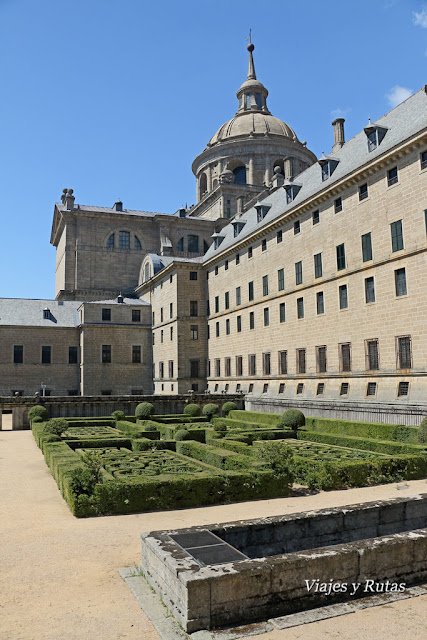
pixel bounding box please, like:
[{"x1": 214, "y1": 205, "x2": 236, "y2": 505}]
[
  {"x1": 55, "y1": 204, "x2": 167, "y2": 217},
  {"x1": 203, "y1": 87, "x2": 427, "y2": 261},
  {"x1": 0, "y1": 299, "x2": 81, "y2": 327},
  {"x1": 85, "y1": 297, "x2": 149, "y2": 306}
]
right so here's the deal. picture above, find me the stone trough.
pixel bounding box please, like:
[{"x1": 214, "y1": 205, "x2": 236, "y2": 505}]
[{"x1": 140, "y1": 494, "x2": 427, "y2": 632}]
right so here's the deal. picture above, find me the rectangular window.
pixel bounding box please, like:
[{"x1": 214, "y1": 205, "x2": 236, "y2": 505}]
[
  {"x1": 316, "y1": 346, "x2": 327, "y2": 373},
  {"x1": 248, "y1": 246, "x2": 253, "y2": 259},
  {"x1": 359, "y1": 183, "x2": 368, "y2": 201},
  {"x1": 102, "y1": 308, "x2": 111, "y2": 321},
  {"x1": 339, "y1": 284, "x2": 348, "y2": 309},
  {"x1": 215, "y1": 322, "x2": 220, "y2": 337},
  {"x1": 263, "y1": 308, "x2": 269, "y2": 326},
  {"x1": 365, "y1": 276, "x2": 375, "y2": 303},
  {"x1": 294, "y1": 220, "x2": 300, "y2": 235},
  {"x1": 361, "y1": 232, "x2": 372, "y2": 262},
  {"x1": 101, "y1": 345, "x2": 111, "y2": 364},
  {"x1": 279, "y1": 383, "x2": 285, "y2": 393},
  {"x1": 336, "y1": 243, "x2": 346, "y2": 270},
  {"x1": 297, "y1": 349, "x2": 306, "y2": 374},
  {"x1": 277, "y1": 230, "x2": 283, "y2": 243},
  {"x1": 334, "y1": 197, "x2": 342, "y2": 213},
  {"x1": 132, "y1": 345, "x2": 141, "y2": 363},
  {"x1": 391, "y1": 220, "x2": 404, "y2": 252},
  {"x1": 279, "y1": 302, "x2": 286, "y2": 323},
  {"x1": 395, "y1": 268, "x2": 407, "y2": 296},
  {"x1": 191, "y1": 325, "x2": 199, "y2": 340},
  {"x1": 263, "y1": 383, "x2": 268, "y2": 393},
  {"x1": 190, "y1": 300, "x2": 198, "y2": 316},
  {"x1": 159, "y1": 362, "x2": 164, "y2": 379},
  {"x1": 262, "y1": 275, "x2": 269, "y2": 296},
  {"x1": 190, "y1": 359, "x2": 200, "y2": 377},
  {"x1": 13, "y1": 345, "x2": 23, "y2": 364},
  {"x1": 317, "y1": 383, "x2": 325, "y2": 395},
  {"x1": 295, "y1": 261, "x2": 303, "y2": 285},
  {"x1": 41, "y1": 345, "x2": 51, "y2": 364},
  {"x1": 248, "y1": 354, "x2": 256, "y2": 376},
  {"x1": 119, "y1": 231, "x2": 130, "y2": 249},
  {"x1": 160, "y1": 308, "x2": 164, "y2": 323},
  {"x1": 249, "y1": 311, "x2": 255, "y2": 329},
  {"x1": 215, "y1": 266, "x2": 218, "y2": 276},
  {"x1": 170, "y1": 303, "x2": 173, "y2": 318},
  {"x1": 248, "y1": 281, "x2": 254, "y2": 301},
  {"x1": 188, "y1": 235, "x2": 199, "y2": 252},
  {"x1": 277, "y1": 268, "x2": 285, "y2": 291},
  {"x1": 225, "y1": 260, "x2": 229, "y2": 271},
  {"x1": 237, "y1": 315, "x2": 242, "y2": 332},
  {"x1": 262, "y1": 239, "x2": 267, "y2": 252},
  {"x1": 340, "y1": 343, "x2": 351, "y2": 372},
  {"x1": 236, "y1": 253, "x2": 240, "y2": 265},
  {"x1": 367, "y1": 382, "x2": 377, "y2": 396},
  {"x1": 398, "y1": 381, "x2": 409, "y2": 397},
  {"x1": 69, "y1": 346, "x2": 78, "y2": 364},
  {"x1": 314, "y1": 253, "x2": 322, "y2": 278},
  {"x1": 340, "y1": 382, "x2": 349, "y2": 395},
  {"x1": 189, "y1": 271, "x2": 198, "y2": 280},
  {"x1": 224, "y1": 291, "x2": 230, "y2": 309},
  {"x1": 297, "y1": 297, "x2": 304, "y2": 319},
  {"x1": 397, "y1": 336, "x2": 411, "y2": 369},
  {"x1": 297, "y1": 383, "x2": 304, "y2": 394},
  {"x1": 279, "y1": 350, "x2": 287, "y2": 374},
  {"x1": 366, "y1": 339, "x2": 379, "y2": 370},
  {"x1": 248, "y1": 383, "x2": 254, "y2": 393},
  {"x1": 226, "y1": 318, "x2": 230, "y2": 335},
  {"x1": 168, "y1": 360, "x2": 174, "y2": 378},
  {"x1": 225, "y1": 357, "x2": 231, "y2": 377},
  {"x1": 132, "y1": 309, "x2": 141, "y2": 322},
  {"x1": 215, "y1": 296, "x2": 219, "y2": 313},
  {"x1": 263, "y1": 352, "x2": 271, "y2": 375},
  {"x1": 421, "y1": 150, "x2": 427, "y2": 170},
  {"x1": 236, "y1": 356, "x2": 243, "y2": 376},
  {"x1": 316, "y1": 291, "x2": 324, "y2": 315},
  {"x1": 170, "y1": 326, "x2": 173, "y2": 340},
  {"x1": 387, "y1": 166, "x2": 398, "y2": 186},
  {"x1": 236, "y1": 286, "x2": 241, "y2": 305},
  {"x1": 160, "y1": 329, "x2": 164, "y2": 343},
  {"x1": 312, "y1": 209, "x2": 320, "y2": 225}
]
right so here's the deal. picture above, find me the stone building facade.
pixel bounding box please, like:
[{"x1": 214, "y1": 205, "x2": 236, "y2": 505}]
[{"x1": 1, "y1": 44, "x2": 426, "y2": 407}]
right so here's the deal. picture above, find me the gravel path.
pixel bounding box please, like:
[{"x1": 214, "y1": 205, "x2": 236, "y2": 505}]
[{"x1": 1, "y1": 429, "x2": 427, "y2": 640}]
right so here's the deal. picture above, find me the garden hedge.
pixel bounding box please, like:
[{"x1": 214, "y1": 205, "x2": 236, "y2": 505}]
[{"x1": 298, "y1": 430, "x2": 427, "y2": 456}]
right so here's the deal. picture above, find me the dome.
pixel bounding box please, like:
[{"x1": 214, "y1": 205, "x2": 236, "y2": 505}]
[{"x1": 209, "y1": 112, "x2": 298, "y2": 146}]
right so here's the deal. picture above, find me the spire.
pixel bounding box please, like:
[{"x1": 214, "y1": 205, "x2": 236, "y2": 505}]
[{"x1": 247, "y1": 43, "x2": 256, "y2": 80}]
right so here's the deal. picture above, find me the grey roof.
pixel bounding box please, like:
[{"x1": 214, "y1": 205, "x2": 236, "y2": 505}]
[
  {"x1": 83, "y1": 297, "x2": 149, "y2": 306},
  {"x1": 0, "y1": 299, "x2": 81, "y2": 327},
  {"x1": 204, "y1": 88, "x2": 427, "y2": 261},
  {"x1": 56, "y1": 203, "x2": 168, "y2": 218}
]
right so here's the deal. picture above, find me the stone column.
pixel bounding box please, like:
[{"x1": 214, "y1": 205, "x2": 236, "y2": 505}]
[
  {"x1": 284, "y1": 157, "x2": 294, "y2": 180},
  {"x1": 248, "y1": 159, "x2": 254, "y2": 185}
]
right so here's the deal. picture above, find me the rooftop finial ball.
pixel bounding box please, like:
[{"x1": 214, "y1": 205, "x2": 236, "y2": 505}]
[
  {"x1": 274, "y1": 166, "x2": 281, "y2": 174},
  {"x1": 247, "y1": 43, "x2": 254, "y2": 52}
]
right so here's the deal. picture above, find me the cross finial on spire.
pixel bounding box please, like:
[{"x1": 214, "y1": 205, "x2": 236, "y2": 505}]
[
  {"x1": 246, "y1": 33, "x2": 256, "y2": 80},
  {"x1": 246, "y1": 28, "x2": 252, "y2": 44}
]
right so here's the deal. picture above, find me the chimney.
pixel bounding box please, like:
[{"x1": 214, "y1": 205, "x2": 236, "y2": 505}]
[
  {"x1": 332, "y1": 118, "x2": 345, "y2": 152},
  {"x1": 113, "y1": 200, "x2": 123, "y2": 212}
]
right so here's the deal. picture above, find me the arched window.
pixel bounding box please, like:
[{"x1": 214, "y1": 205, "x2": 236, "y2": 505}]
[
  {"x1": 188, "y1": 235, "x2": 199, "y2": 253},
  {"x1": 177, "y1": 237, "x2": 184, "y2": 252},
  {"x1": 106, "y1": 234, "x2": 115, "y2": 249},
  {"x1": 233, "y1": 166, "x2": 247, "y2": 185},
  {"x1": 134, "y1": 236, "x2": 142, "y2": 250},
  {"x1": 144, "y1": 263, "x2": 150, "y2": 282},
  {"x1": 212, "y1": 178, "x2": 218, "y2": 189},
  {"x1": 199, "y1": 173, "x2": 207, "y2": 195}
]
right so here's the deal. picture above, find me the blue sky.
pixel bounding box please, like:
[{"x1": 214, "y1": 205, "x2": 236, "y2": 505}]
[{"x1": 1, "y1": 0, "x2": 426, "y2": 299}]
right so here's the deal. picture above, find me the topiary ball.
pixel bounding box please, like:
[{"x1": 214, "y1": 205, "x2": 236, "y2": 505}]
[
  {"x1": 183, "y1": 403, "x2": 201, "y2": 417},
  {"x1": 175, "y1": 429, "x2": 190, "y2": 441},
  {"x1": 222, "y1": 401, "x2": 237, "y2": 416},
  {"x1": 43, "y1": 418, "x2": 69, "y2": 436},
  {"x1": 202, "y1": 403, "x2": 220, "y2": 421},
  {"x1": 418, "y1": 417, "x2": 427, "y2": 443},
  {"x1": 278, "y1": 409, "x2": 305, "y2": 430},
  {"x1": 111, "y1": 410, "x2": 125, "y2": 422},
  {"x1": 135, "y1": 402, "x2": 155, "y2": 419},
  {"x1": 28, "y1": 405, "x2": 48, "y2": 422}
]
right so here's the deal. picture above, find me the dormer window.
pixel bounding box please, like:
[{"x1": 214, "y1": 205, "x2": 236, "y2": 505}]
[
  {"x1": 318, "y1": 156, "x2": 339, "y2": 181},
  {"x1": 255, "y1": 204, "x2": 271, "y2": 223},
  {"x1": 232, "y1": 221, "x2": 246, "y2": 237},
  {"x1": 212, "y1": 233, "x2": 225, "y2": 249},
  {"x1": 43, "y1": 308, "x2": 50, "y2": 320},
  {"x1": 284, "y1": 183, "x2": 301, "y2": 204},
  {"x1": 364, "y1": 123, "x2": 388, "y2": 152}
]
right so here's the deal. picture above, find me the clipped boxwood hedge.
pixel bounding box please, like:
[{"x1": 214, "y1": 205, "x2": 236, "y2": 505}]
[
  {"x1": 298, "y1": 430, "x2": 427, "y2": 455},
  {"x1": 305, "y1": 417, "x2": 420, "y2": 444}
]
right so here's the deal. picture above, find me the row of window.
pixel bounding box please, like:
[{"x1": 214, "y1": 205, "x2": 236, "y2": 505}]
[
  {"x1": 101, "y1": 308, "x2": 142, "y2": 322},
  {"x1": 211, "y1": 221, "x2": 406, "y2": 299},
  {"x1": 106, "y1": 232, "x2": 142, "y2": 250},
  {"x1": 10, "y1": 389, "x2": 146, "y2": 397},
  {"x1": 210, "y1": 380, "x2": 410, "y2": 398},
  {"x1": 208, "y1": 268, "x2": 407, "y2": 335},
  {"x1": 12, "y1": 345, "x2": 144, "y2": 365},
  {"x1": 154, "y1": 359, "x2": 201, "y2": 380},
  {"x1": 207, "y1": 336, "x2": 412, "y2": 377}
]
